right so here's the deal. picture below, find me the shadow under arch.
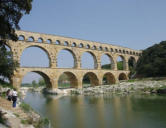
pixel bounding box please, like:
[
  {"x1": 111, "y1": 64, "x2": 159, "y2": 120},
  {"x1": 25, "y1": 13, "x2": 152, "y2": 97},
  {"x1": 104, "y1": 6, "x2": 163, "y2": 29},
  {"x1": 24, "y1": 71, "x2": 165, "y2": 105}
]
[
  {"x1": 20, "y1": 45, "x2": 51, "y2": 67},
  {"x1": 56, "y1": 48, "x2": 77, "y2": 68},
  {"x1": 81, "y1": 51, "x2": 98, "y2": 69},
  {"x1": 103, "y1": 72, "x2": 116, "y2": 85},
  {"x1": 82, "y1": 72, "x2": 99, "y2": 87},
  {"x1": 22, "y1": 71, "x2": 52, "y2": 88},
  {"x1": 119, "y1": 73, "x2": 127, "y2": 81},
  {"x1": 58, "y1": 71, "x2": 78, "y2": 88},
  {"x1": 101, "y1": 53, "x2": 115, "y2": 70},
  {"x1": 128, "y1": 56, "x2": 136, "y2": 68}
]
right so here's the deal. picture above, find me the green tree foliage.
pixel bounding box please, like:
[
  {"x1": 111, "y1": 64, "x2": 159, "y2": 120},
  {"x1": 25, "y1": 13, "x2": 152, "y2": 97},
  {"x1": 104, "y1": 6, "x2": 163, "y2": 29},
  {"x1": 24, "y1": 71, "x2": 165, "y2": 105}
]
[
  {"x1": 101, "y1": 64, "x2": 112, "y2": 69},
  {"x1": 136, "y1": 41, "x2": 166, "y2": 77},
  {"x1": 0, "y1": 0, "x2": 33, "y2": 81},
  {"x1": 38, "y1": 78, "x2": 45, "y2": 86},
  {"x1": 32, "y1": 80, "x2": 37, "y2": 88},
  {"x1": 117, "y1": 61, "x2": 123, "y2": 70}
]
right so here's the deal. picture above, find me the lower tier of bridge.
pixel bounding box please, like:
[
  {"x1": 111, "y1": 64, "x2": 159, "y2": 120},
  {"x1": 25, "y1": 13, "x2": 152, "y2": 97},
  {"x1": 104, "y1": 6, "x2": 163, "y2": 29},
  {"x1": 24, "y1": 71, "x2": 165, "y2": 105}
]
[{"x1": 11, "y1": 67, "x2": 130, "y2": 89}]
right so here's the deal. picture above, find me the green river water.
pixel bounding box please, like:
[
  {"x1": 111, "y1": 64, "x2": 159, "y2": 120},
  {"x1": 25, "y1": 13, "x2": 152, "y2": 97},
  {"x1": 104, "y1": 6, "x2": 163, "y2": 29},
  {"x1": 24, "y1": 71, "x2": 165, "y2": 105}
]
[{"x1": 24, "y1": 92, "x2": 166, "y2": 128}]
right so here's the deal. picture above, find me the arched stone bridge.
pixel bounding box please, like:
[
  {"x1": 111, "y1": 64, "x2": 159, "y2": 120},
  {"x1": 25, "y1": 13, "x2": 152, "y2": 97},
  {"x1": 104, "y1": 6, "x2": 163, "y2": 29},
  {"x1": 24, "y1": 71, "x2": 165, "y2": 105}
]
[{"x1": 6, "y1": 30, "x2": 141, "y2": 89}]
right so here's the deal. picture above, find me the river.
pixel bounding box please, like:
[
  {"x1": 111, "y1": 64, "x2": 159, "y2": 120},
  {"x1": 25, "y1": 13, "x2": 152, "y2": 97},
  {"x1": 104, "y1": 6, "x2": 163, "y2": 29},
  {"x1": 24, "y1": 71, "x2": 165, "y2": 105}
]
[{"x1": 24, "y1": 91, "x2": 166, "y2": 128}]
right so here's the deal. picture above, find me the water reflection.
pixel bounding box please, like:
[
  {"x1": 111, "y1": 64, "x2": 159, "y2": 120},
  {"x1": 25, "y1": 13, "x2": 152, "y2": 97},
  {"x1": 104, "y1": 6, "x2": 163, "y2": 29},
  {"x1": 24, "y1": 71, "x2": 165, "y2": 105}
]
[{"x1": 24, "y1": 92, "x2": 166, "y2": 128}]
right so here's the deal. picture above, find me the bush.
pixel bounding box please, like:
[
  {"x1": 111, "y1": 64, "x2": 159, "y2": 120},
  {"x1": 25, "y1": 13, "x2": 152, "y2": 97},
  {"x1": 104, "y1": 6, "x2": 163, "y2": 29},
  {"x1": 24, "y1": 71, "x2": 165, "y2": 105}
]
[{"x1": 20, "y1": 102, "x2": 31, "y2": 112}]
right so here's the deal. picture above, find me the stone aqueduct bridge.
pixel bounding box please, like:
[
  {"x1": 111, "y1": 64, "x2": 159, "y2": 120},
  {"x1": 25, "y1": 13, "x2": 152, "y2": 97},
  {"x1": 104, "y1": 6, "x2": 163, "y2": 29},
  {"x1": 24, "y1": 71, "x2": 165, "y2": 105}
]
[{"x1": 6, "y1": 30, "x2": 141, "y2": 89}]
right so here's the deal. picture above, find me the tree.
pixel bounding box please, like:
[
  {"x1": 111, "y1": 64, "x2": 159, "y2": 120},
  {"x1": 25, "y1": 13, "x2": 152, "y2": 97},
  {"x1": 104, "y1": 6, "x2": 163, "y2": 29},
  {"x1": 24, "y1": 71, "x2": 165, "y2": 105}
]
[
  {"x1": 136, "y1": 41, "x2": 166, "y2": 77},
  {"x1": 0, "y1": 0, "x2": 33, "y2": 82},
  {"x1": 32, "y1": 80, "x2": 37, "y2": 88}
]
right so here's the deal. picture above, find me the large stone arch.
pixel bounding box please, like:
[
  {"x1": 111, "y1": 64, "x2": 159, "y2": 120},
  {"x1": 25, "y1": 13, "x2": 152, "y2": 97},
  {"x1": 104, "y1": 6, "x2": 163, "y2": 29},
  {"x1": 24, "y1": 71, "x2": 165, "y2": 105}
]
[
  {"x1": 100, "y1": 53, "x2": 115, "y2": 70},
  {"x1": 81, "y1": 51, "x2": 98, "y2": 69},
  {"x1": 118, "y1": 73, "x2": 128, "y2": 81},
  {"x1": 21, "y1": 70, "x2": 52, "y2": 88},
  {"x1": 82, "y1": 72, "x2": 99, "y2": 86},
  {"x1": 20, "y1": 45, "x2": 52, "y2": 67},
  {"x1": 56, "y1": 48, "x2": 78, "y2": 68},
  {"x1": 116, "y1": 54, "x2": 127, "y2": 70},
  {"x1": 58, "y1": 71, "x2": 78, "y2": 88},
  {"x1": 102, "y1": 72, "x2": 116, "y2": 85}
]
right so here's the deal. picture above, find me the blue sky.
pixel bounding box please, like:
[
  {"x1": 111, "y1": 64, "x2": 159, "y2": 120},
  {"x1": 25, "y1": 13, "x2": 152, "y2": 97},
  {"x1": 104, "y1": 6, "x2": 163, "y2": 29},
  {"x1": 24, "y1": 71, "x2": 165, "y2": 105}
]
[{"x1": 19, "y1": 0, "x2": 166, "y2": 83}]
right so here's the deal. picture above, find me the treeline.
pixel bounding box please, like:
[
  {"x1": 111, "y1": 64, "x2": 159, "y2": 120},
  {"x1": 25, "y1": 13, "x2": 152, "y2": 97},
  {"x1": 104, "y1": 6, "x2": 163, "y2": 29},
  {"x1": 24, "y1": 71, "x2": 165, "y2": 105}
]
[{"x1": 136, "y1": 41, "x2": 166, "y2": 77}]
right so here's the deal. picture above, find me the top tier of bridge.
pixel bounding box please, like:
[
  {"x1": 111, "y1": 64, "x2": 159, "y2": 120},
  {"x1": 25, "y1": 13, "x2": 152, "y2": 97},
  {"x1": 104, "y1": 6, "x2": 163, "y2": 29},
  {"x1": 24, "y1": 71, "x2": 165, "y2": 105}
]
[{"x1": 16, "y1": 30, "x2": 141, "y2": 56}]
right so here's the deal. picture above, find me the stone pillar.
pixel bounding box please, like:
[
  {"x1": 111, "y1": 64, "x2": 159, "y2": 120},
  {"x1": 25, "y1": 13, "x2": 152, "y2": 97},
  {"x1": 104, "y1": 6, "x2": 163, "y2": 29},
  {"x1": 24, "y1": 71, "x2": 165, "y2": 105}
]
[
  {"x1": 77, "y1": 79, "x2": 83, "y2": 89},
  {"x1": 11, "y1": 74, "x2": 22, "y2": 89},
  {"x1": 98, "y1": 78, "x2": 103, "y2": 86},
  {"x1": 97, "y1": 61, "x2": 101, "y2": 70},
  {"x1": 50, "y1": 61, "x2": 56, "y2": 68},
  {"x1": 76, "y1": 59, "x2": 81, "y2": 69},
  {"x1": 125, "y1": 62, "x2": 129, "y2": 71},
  {"x1": 114, "y1": 61, "x2": 117, "y2": 70},
  {"x1": 51, "y1": 78, "x2": 58, "y2": 89}
]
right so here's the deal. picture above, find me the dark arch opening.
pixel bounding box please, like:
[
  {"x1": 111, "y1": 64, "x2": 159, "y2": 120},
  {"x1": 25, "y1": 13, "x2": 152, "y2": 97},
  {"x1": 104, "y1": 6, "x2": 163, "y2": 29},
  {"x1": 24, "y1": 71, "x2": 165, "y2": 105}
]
[
  {"x1": 21, "y1": 71, "x2": 52, "y2": 88},
  {"x1": 47, "y1": 39, "x2": 52, "y2": 44},
  {"x1": 101, "y1": 54, "x2": 114, "y2": 70},
  {"x1": 57, "y1": 49, "x2": 77, "y2": 68},
  {"x1": 18, "y1": 35, "x2": 25, "y2": 41},
  {"x1": 86, "y1": 44, "x2": 90, "y2": 49},
  {"x1": 27, "y1": 36, "x2": 34, "y2": 42},
  {"x1": 117, "y1": 55, "x2": 125, "y2": 70},
  {"x1": 92, "y1": 45, "x2": 97, "y2": 50},
  {"x1": 128, "y1": 56, "x2": 136, "y2": 78},
  {"x1": 82, "y1": 72, "x2": 99, "y2": 87},
  {"x1": 128, "y1": 57, "x2": 136, "y2": 68},
  {"x1": 119, "y1": 73, "x2": 127, "y2": 81},
  {"x1": 79, "y1": 43, "x2": 84, "y2": 48},
  {"x1": 20, "y1": 46, "x2": 50, "y2": 67},
  {"x1": 81, "y1": 52, "x2": 97, "y2": 69},
  {"x1": 99, "y1": 46, "x2": 103, "y2": 51},
  {"x1": 37, "y1": 38, "x2": 43, "y2": 43},
  {"x1": 64, "y1": 41, "x2": 69, "y2": 46},
  {"x1": 102, "y1": 73, "x2": 115, "y2": 85},
  {"x1": 58, "y1": 72, "x2": 78, "y2": 88},
  {"x1": 72, "y1": 42, "x2": 76, "y2": 47},
  {"x1": 55, "y1": 40, "x2": 61, "y2": 45}
]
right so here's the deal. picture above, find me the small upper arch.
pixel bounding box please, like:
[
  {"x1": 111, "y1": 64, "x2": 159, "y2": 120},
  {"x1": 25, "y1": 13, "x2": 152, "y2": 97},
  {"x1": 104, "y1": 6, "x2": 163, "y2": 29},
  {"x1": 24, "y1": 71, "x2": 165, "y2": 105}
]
[
  {"x1": 55, "y1": 40, "x2": 61, "y2": 45},
  {"x1": 64, "y1": 41, "x2": 69, "y2": 46},
  {"x1": 27, "y1": 36, "x2": 35, "y2": 42},
  {"x1": 37, "y1": 37, "x2": 44, "y2": 43},
  {"x1": 79, "y1": 43, "x2": 84, "y2": 48},
  {"x1": 18, "y1": 35, "x2": 25, "y2": 41},
  {"x1": 47, "y1": 39, "x2": 52, "y2": 44},
  {"x1": 72, "y1": 42, "x2": 77, "y2": 47}
]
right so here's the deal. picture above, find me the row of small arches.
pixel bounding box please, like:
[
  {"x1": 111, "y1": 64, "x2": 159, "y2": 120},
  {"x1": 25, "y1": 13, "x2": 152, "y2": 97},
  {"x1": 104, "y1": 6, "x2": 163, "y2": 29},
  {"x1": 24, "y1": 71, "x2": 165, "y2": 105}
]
[{"x1": 18, "y1": 35, "x2": 141, "y2": 56}]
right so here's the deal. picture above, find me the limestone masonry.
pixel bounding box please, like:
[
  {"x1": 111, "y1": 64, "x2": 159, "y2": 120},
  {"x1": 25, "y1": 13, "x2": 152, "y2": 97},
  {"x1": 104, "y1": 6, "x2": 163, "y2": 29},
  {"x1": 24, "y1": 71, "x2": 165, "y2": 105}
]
[{"x1": 6, "y1": 30, "x2": 141, "y2": 89}]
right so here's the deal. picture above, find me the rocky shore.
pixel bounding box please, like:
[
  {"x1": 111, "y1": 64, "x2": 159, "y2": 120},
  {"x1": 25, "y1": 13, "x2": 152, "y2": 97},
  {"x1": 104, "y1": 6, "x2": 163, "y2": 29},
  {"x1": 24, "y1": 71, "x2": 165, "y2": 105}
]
[
  {"x1": 0, "y1": 87, "x2": 50, "y2": 128},
  {"x1": 71, "y1": 80, "x2": 166, "y2": 95}
]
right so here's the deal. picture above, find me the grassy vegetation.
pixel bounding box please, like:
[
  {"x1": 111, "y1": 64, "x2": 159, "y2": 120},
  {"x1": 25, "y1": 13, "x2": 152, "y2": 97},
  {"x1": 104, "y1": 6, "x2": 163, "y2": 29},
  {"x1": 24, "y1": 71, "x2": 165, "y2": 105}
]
[{"x1": 20, "y1": 102, "x2": 32, "y2": 112}]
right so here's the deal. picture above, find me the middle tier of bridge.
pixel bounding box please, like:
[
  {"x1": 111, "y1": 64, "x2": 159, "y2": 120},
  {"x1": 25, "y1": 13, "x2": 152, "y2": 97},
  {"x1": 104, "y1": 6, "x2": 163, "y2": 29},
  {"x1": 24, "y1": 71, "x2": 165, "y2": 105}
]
[{"x1": 12, "y1": 67, "x2": 129, "y2": 89}]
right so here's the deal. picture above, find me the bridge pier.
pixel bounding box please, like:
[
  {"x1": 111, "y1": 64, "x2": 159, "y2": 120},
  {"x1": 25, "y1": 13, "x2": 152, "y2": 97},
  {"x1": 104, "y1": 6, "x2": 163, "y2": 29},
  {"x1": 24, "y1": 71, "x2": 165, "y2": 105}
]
[{"x1": 11, "y1": 75, "x2": 22, "y2": 89}]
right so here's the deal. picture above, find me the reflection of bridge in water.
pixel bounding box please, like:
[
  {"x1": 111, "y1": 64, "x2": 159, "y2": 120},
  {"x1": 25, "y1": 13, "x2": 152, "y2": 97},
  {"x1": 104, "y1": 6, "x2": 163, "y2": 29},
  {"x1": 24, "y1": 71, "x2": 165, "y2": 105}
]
[{"x1": 6, "y1": 30, "x2": 141, "y2": 89}]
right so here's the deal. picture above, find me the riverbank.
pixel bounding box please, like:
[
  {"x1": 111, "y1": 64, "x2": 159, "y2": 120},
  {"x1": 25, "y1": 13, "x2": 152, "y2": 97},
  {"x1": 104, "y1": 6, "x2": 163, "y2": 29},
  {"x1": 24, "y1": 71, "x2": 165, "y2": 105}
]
[
  {"x1": 0, "y1": 86, "x2": 50, "y2": 128},
  {"x1": 71, "y1": 79, "x2": 166, "y2": 95}
]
